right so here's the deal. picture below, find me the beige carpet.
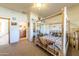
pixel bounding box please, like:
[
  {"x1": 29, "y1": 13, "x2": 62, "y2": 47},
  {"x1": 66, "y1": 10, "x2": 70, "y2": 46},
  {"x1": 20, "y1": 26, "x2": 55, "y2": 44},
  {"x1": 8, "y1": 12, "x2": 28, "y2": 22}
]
[{"x1": 0, "y1": 39, "x2": 51, "y2": 56}]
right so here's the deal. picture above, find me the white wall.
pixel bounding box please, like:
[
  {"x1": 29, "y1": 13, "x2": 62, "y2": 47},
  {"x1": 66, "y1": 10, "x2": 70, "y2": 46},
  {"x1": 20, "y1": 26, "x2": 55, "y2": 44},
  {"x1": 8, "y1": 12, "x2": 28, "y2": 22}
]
[
  {"x1": 28, "y1": 12, "x2": 38, "y2": 42},
  {"x1": 40, "y1": 14, "x2": 62, "y2": 35},
  {"x1": 68, "y1": 5, "x2": 79, "y2": 32},
  {"x1": 67, "y1": 5, "x2": 79, "y2": 50},
  {"x1": 0, "y1": 7, "x2": 28, "y2": 45},
  {"x1": 45, "y1": 14, "x2": 62, "y2": 24}
]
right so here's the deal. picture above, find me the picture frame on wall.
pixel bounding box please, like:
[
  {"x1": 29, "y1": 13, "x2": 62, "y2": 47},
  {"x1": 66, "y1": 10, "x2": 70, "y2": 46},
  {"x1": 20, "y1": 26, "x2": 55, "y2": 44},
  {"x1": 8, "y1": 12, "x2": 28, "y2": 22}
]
[{"x1": 11, "y1": 22, "x2": 17, "y2": 25}]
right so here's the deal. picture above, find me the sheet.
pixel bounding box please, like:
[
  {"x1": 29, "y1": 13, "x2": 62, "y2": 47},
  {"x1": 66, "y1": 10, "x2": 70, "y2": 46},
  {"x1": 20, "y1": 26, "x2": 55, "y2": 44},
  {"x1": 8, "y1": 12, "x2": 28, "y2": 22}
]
[{"x1": 41, "y1": 35, "x2": 62, "y2": 50}]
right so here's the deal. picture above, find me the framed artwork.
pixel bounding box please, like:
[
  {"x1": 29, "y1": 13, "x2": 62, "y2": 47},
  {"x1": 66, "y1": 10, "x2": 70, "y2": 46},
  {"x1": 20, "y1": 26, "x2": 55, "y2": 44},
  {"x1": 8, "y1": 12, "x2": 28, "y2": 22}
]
[{"x1": 11, "y1": 22, "x2": 17, "y2": 25}]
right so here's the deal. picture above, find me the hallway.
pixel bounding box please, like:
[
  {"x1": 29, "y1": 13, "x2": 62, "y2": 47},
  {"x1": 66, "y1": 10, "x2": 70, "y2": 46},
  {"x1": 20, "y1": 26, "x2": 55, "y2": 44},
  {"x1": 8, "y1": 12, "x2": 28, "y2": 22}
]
[{"x1": 0, "y1": 39, "x2": 51, "y2": 56}]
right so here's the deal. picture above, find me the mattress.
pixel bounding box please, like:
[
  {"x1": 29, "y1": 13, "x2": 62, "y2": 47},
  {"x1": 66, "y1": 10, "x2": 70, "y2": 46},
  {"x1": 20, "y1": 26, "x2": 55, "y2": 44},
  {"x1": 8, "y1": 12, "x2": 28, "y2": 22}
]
[{"x1": 41, "y1": 35, "x2": 62, "y2": 50}]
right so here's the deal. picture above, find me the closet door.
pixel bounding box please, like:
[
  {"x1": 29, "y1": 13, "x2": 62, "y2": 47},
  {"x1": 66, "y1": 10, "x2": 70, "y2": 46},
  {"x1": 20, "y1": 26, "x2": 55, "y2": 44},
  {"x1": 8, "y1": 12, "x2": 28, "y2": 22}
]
[
  {"x1": 10, "y1": 21, "x2": 19, "y2": 43},
  {"x1": 78, "y1": 32, "x2": 79, "y2": 49},
  {"x1": 0, "y1": 18, "x2": 10, "y2": 45}
]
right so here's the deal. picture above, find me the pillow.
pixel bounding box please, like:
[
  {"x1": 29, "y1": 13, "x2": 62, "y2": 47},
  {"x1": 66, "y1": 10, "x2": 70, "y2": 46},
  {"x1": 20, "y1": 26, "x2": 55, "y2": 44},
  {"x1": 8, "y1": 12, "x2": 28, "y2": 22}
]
[{"x1": 39, "y1": 37, "x2": 47, "y2": 46}]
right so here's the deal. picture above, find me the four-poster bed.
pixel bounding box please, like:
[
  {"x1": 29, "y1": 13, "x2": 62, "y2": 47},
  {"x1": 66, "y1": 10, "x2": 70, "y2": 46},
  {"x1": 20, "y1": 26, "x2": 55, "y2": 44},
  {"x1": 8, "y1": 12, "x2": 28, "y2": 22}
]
[{"x1": 34, "y1": 7, "x2": 70, "y2": 56}]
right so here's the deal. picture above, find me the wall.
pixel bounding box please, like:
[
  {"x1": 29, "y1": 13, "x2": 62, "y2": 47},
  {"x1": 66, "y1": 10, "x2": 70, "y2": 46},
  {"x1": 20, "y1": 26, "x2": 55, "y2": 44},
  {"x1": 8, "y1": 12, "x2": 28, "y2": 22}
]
[
  {"x1": 45, "y1": 14, "x2": 62, "y2": 24},
  {"x1": 42, "y1": 14, "x2": 62, "y2": 34},
  {"x1": 68, "y1": 5, "x2": 79, "y2": 32},
  {"x1": 67, "y1": 5, "x2": 79, "y2": 50},
  {"x1": 28, "y1": 12, "x2": 38, "y2": 42},
  {"x1": 0, "y1": 7, "x2": 28, "y2": 45}
]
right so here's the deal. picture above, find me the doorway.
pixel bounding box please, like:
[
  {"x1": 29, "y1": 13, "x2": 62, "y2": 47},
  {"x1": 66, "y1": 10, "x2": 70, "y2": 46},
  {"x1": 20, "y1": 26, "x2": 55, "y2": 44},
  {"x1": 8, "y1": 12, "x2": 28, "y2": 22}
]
[
  {"x1": 19, "y1": 22, "x2": 27, "y2": 41},
  {"x1": 0, "y1": 17, "x2": 10, "y2": 45}
]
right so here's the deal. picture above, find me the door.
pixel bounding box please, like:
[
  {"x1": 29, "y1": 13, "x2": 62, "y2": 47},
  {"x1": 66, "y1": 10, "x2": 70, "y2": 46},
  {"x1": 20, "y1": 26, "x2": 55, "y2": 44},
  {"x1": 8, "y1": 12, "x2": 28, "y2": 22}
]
[
  {"x1": 77, "y1": 32, "x2": 79, "y2": 49},
  {"x1": 10, "y1": 20, "x2": 19, "y2": 43},
  {"x1": 0, "y1": 17, "x2": 10, "y2": 45}
]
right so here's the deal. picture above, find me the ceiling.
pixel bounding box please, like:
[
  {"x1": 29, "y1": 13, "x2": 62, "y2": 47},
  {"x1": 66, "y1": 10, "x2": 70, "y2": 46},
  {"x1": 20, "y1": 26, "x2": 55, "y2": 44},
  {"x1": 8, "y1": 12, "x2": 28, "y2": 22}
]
[{"x1": 0, "y1": 3, "x2": 78, "y2": 18}]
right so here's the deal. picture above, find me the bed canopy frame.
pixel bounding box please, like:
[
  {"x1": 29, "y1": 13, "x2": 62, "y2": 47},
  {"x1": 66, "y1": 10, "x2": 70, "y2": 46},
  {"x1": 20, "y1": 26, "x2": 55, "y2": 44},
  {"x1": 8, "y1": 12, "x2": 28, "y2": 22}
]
[{"x1": 35, "y1": 7, "x2": 70, "y2": 56}]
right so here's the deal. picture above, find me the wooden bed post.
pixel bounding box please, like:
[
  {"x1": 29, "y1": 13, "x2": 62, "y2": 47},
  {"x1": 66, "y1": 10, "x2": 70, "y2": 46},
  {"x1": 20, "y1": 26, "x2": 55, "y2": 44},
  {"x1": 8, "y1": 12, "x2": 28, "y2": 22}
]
[{"x1": 62, "y1": 6, "x2": 67, "y2": 56}]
